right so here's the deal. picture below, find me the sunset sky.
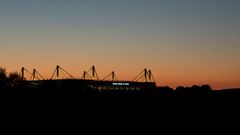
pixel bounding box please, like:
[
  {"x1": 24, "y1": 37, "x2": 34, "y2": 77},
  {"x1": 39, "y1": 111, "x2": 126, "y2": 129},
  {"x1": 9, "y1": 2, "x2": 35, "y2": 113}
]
[{"x1": 0, "y1": 0, "x2": 240, "y2": 89}]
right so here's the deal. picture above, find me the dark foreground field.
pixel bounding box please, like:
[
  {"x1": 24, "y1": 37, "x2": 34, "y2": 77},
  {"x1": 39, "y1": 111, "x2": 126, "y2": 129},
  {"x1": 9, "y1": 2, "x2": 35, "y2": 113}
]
[{"x1": 1, "y1": 86, "x2": 240, "y2": 122}]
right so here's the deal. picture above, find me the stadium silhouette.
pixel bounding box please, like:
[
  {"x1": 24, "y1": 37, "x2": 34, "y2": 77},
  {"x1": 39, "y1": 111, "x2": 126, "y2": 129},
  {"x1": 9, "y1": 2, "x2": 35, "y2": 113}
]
[{"x1": 0, "y1": 66, "x2": 240, "y2": 97}]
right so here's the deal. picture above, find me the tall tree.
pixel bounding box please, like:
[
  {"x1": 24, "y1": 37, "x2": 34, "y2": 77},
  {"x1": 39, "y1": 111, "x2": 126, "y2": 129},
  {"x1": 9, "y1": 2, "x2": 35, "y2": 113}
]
[{"x1": 0, "y1": 67, "x2": 7, "y2": 89}]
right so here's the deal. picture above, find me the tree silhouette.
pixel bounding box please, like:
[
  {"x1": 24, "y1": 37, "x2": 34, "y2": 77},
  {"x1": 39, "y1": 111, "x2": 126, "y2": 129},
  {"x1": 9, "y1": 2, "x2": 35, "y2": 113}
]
[
  {"x1": 201, "y1": 85, "x2": 212, "y2": 91},
  {"x1": 0, "y1": 67, "x2": 7, "y2": 89},
  {"x1": 8, "y1": 72, "x2": 22, "y2": 88}
]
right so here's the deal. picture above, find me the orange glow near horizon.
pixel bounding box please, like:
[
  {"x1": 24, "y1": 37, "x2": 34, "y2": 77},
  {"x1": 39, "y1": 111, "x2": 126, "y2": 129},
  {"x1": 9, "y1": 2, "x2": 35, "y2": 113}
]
[
  {"x1": 3, "y1": 64, "x2": 240, "y2": 90},
  {"x1": 2, "y1": 38, "x2": 240, "y2": 90}
]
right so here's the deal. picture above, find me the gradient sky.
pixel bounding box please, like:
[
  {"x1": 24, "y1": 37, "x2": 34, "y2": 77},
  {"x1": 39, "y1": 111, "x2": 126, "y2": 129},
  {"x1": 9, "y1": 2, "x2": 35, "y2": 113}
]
[{"x1": 0, "y1": 0, "x2": 240, "y2": 89}]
